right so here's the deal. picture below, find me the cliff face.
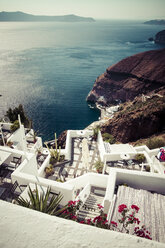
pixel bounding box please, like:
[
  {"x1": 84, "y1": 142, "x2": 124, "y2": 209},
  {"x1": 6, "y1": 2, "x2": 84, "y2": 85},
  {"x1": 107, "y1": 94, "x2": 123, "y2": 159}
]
[
  {"x1": 155, "y1": 30, "x2": 165, "y2": 44},
  {"x1": 87, "y1": 49, "x2": 165, "y2": 105},
  {"x1": 101, "y1": 93, "x2": 165, "y2": 143}
]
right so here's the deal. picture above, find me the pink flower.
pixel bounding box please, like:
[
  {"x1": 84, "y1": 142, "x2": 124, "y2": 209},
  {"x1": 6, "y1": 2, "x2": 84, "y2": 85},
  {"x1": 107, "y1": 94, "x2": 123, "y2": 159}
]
[
  {"x1": 97, "y1": 204, "x2": 103, "y2": 209},
  {"x1": 71, "y1": 215, "x2": 77, "y2": 220},
  {"x1": 131, "y1": 205, "x2": 139, "y2": 213},
  {"x1": 87, "y1": 218, "x2": 92, "y2": 225},
  {"x1": 111, "y1": 221, "x2": 118, "y2": 227},
  {"x1": 133, "y1": 217, "x2": 140, "y2": 225},
  {"x1": 118, "y1": 204, "x2": 127, "y2": 213},
  {"x1": 79, "y1": 220, "x2": 85, "y2": 224}
]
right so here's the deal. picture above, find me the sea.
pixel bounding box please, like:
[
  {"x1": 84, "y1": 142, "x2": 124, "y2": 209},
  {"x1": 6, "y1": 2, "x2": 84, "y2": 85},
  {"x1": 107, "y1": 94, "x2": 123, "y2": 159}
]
[{"x1": 0, "y1": 20, "x2": 164, "y2": 141}]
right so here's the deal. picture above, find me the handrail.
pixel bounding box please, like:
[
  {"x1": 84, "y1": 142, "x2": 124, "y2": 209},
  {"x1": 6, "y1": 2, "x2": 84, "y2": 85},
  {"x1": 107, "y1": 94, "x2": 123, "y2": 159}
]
[
  {"x1": 76, "y1": 183, "x2": 91, "y2": 205},
  {"x1": 107, "y1": 194, "x2": 117, "y2": 225}
]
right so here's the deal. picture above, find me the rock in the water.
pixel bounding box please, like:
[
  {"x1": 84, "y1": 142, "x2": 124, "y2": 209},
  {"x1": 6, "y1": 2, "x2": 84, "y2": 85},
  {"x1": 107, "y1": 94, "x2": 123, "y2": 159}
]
[
  {"x1": 87, "y1": 49, "x2": 165, "y2": 106},
  {"x1": 155, "y1": 30, "x2": 165, "y2": 44},
  {"x1": 148, "y1": 37, "x2": 154, "y2": 41}
]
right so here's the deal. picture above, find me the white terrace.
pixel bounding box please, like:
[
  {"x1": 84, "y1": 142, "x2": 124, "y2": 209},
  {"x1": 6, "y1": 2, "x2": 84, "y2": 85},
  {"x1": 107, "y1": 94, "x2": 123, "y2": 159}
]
[{"x1": 0, "y1": 120, "x2": 165, "y2": 244}]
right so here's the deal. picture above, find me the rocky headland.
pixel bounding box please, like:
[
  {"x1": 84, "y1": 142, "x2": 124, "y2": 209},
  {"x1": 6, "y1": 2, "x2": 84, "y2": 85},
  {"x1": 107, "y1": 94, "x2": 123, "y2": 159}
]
[
  {"x1": 86, "y1": 49, "x2": 165, "y2": 143},
  {"x1": 155, "y1": 30, "x2": 165, "y2": 44},
  {"x1": 149, "y1": 30, "x2": 165, "y2": 44},
  {"x1": 87, "y1": 49, "x2": 165, "y2": 106},
  {"x1": 144, "y1": 20, "x2": 165, "y2": 25},
  {"x1": 0, "y1": 11, "x2": 95, "y2": 22}
]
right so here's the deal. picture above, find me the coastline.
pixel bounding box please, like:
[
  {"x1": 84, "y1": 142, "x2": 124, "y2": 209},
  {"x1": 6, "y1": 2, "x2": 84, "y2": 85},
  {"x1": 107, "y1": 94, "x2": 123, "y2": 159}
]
[{"x1": 85, "y1": 103, "x2": 119, "y2": 130}]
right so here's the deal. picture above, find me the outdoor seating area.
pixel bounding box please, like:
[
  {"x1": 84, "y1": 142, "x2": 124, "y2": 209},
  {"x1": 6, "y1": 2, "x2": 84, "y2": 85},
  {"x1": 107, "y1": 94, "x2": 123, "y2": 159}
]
[
  {"x1": 0, "y1": 180, "x2": 27, "y2": 202},
  {"x1": 0, "y1": 148, "x2": 24, "y2": 185},
  {"x1": 46, "y1": 137, "x2": 100, "y2": 182},
  {"x1": 105, "y1": 159, "x2": 144, "y2": 173}
]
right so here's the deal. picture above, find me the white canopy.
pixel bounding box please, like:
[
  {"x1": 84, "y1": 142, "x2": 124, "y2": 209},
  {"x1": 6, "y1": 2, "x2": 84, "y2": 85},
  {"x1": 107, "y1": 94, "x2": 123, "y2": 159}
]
[{"x1": 82, "y1": 138, "x2": 90, "y2": 172}]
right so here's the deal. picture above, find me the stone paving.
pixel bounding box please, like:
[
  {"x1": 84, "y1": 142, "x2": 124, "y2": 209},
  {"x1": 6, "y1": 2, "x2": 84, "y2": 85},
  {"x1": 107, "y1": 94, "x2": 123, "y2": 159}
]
[{"x1": 50, "y1": 138, "x2": 100, "y2": 181}]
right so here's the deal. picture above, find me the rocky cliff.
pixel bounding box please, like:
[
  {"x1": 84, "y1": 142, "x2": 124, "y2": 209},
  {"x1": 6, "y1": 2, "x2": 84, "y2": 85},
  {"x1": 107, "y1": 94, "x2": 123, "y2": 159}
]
[
  {"x1": 87, "y1": 49, "x2": 165, "y2": 106},
  {"x1": 155, "y1": 30, "x2": 165, "y2": 44},
  {"x1": 100, "y1": 93, "x2": 165, "y2": 143}
]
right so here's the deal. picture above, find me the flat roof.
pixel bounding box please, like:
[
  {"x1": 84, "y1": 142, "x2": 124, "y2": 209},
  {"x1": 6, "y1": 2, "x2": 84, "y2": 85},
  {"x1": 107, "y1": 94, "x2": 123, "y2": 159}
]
[{"x1": 109, "y1": 144, "x2": 136, "y2": 154}]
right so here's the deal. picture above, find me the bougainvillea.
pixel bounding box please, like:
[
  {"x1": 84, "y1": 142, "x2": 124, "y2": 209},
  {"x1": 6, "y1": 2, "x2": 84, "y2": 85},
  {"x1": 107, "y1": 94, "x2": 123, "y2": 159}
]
[
  {"x1": 60, "y1": 200, "x2": 82, "y2": 221},
  {"x1": 60, "y1": 201, "x2": 152, "y2": 241},
  {"x1": 110, "y1": 204, "x2": 152, "y2": 240}
]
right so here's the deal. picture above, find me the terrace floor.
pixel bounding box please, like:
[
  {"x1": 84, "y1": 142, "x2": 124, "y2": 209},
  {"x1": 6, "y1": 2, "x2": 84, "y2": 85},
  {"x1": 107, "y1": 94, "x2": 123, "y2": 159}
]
[
  {"x1": 48, "y1": 137, "x2": 100, "y2": 181},
  {"x1": 111, "y1": 185, "x2": 165, "y2": 243},
  {"x1": 105, "y1": 160, "x2": 149, "y2": 174}
]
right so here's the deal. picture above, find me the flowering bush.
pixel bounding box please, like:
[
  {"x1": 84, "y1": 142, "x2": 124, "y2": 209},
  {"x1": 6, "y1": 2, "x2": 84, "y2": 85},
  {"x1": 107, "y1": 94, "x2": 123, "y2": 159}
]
[
  {"x1": 110, "y1": 204, "x2": 152, "y2": 240},
  {"x1": 59, "y1": 201, "x2": 152, "y2": 241},
  {"x1": 60, "y1": 200, "x2": 82, "y2": 221},
  {"x1": 79, "y1": 204, "x2": 109, "y2": 229}
]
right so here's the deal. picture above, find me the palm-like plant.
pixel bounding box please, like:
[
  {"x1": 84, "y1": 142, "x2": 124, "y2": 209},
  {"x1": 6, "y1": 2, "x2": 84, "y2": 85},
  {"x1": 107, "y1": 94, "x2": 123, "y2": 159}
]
[{"x1": 16, "y1": 185, "x2": 64, "y2": 215}]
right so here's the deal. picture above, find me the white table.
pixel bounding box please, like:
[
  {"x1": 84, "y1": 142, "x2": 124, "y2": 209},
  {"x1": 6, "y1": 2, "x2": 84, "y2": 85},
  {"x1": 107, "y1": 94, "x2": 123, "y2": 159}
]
[
  {"x1": 20, "y1": 183, "x2": 48, "y2": 201},
  {"x1": 42, "y1": 149, "x2": 49, "y2": 155},
  {"x1": 120, "y1": 154, "x2": 130, "y2": 160},
  {"x1": 0, "y1": 151, "x2": 11, "y2": 166}
]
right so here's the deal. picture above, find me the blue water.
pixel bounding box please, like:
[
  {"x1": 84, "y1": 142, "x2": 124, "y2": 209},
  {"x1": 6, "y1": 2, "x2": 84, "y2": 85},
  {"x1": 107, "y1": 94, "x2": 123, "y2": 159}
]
[{"x1": 0, "y1": 20, "x2": 164, "y2": 141}]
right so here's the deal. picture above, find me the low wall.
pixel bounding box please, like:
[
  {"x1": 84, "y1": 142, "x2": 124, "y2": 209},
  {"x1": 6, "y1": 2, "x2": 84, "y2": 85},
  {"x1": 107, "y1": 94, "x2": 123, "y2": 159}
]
[
  {"x1": 64, "y1": 130, "x2": 93, "y2": 160},
  {"x1": 11, "y1": 171, "x2": 74, "y2": 206},
  {"x1": 115, "y1": 169, "x2": 165, "y2": 194}
]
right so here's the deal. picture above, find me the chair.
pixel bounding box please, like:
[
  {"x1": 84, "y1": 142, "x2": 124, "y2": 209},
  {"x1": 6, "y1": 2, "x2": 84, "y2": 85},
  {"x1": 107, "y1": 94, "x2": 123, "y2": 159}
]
[
  {"x1": 8, "y1": 156, "x2": 22, "y2": 169},
  {"x1": 1, "y1": 180, "x2": 27, "y2": 201},
  {"x1": 0, "y1": 164, "x2": 9, "y2": 182},
  {"x1": 117, "y1": 160, "x2": 125, "y2": 167}
]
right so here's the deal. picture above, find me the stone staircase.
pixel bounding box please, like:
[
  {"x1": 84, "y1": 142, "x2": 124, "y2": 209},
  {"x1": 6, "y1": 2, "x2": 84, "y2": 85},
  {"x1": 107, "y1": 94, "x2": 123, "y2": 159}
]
[{"x1": 78, "y1": 193, "x2": 104, "y2": 220}]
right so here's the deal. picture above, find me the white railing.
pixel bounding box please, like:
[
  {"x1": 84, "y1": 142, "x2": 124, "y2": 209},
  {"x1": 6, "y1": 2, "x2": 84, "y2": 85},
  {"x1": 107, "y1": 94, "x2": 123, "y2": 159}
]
[
  {"x1": 102, "y1": 159, "x2": 107, "y2": 175},
  {"x1": 97, "y1": 131, "x2": 105, "y2": 161},
  {"x1": 107, "y1": 194, "x2": 117, "y2": 225},
  {"x1": 76, "y1": 183, "x2": 91, "y2": 205}
]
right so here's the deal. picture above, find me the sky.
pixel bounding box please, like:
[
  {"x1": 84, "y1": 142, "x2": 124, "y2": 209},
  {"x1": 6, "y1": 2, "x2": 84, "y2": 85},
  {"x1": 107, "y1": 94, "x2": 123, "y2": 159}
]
[{"x1": 0, "y1": 0, "x2": 165, "y2": 20}]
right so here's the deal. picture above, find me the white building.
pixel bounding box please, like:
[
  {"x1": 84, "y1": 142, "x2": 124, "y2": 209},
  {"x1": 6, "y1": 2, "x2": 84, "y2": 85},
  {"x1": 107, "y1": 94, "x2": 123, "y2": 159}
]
[{"x1": 0, "y1": 120, "x2": 165, "y2": 247}]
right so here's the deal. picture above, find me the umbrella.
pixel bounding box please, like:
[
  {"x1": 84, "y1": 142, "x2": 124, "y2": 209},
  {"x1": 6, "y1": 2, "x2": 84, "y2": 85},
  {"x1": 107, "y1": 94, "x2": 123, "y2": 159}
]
[{"x1": 82, "y1": 138, "x2": 90, "y2": 172}]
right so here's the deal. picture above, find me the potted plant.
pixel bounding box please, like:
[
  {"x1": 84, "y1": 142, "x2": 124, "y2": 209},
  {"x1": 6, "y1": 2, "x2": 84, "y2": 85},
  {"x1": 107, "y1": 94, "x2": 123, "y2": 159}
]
[
  {"x1": 92, "y1": 126, "x2": 100, "y2": 141},
  {"x1": 44, "y1": 164, "x2": 54, "y2": 178},
  {"x1": 7, "y1": 141, "x2": 13, "y2": 148},
  {"x1": 36, "y1": 147, "x2": 42, "y2": 156},
  {"x1": 94, "y1": 160, "x2": 104, "y2": 173},
  {"x1": 134, "y1": 153, "x2": 146, "y2": 163},
  {"x1": 10, "y1": 120, "x2": 20, "y2": 132},
  {"x1": 45, "y1": 133, "x2": 65, "y2": 166}
]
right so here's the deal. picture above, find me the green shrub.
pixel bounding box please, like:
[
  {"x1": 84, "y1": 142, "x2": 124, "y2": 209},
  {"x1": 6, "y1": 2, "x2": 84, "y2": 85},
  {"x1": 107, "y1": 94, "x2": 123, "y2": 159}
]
[
  {"x1": 146, "y1": 137, "x2": 165, "y2": 149},
  {"x1": 56, "y1": 178, "x2": 64, "y2": 183},
  {"x1": 134, "y1": 154, "x2": 146, "y2": 163},
  {"x1": 10, "y1": 120, "x2": 20, "y2": 132},
  {"x1": 93, "y1": 126, "x2": 100, "y2": 140},
  {"x1": 102, "y1": 133, "x2": 116, "y2": 144},
  {"x1": 44, "y1": 164, "x2": 54, "y2": 177},
  {"x1": 16, "y1": 185, "x2": 63, "y2": 215},
  {"x1": 118, "y1": 106, "x2": 123, "y2": 111},
  {"x1": 145, "y1": 165, "x2": 150, "y2": 172},
  {"x1": 6, "y1": 104, "x2": 31, "y2": 128},
  {"x1": 94, "y1": 160, "x2": 104, "y2": 173}
]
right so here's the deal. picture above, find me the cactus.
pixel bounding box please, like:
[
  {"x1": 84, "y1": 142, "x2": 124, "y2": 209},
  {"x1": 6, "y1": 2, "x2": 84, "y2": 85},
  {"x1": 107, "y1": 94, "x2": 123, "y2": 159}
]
[{"x1": 45, "y1": 133, "x2": 63, "y2": 164}]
